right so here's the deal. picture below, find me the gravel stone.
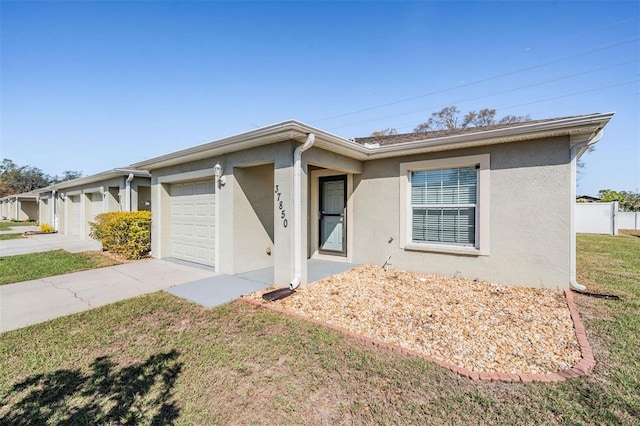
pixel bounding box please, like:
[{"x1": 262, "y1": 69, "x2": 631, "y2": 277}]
[{"x1": 246, "y1": 265, "x2": 581, "y2": 374}]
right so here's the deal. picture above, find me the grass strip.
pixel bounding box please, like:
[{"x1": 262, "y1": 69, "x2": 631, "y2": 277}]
[
  {"x1": 0, "y1": 233, "x2": 23, "y2": 241},
  {"x1": 0, "y1": 221, "x2": 36, "y2": 231},
  {"x1": 0, "y1": 250, "x2": 121, "y2": 285}
]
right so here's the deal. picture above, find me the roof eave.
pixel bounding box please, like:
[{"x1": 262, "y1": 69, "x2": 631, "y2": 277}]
[
  {"x1": 131, "y1": 120, "x2": 369, "y2": 170},
  {"x1": 128, "y1": 112, "x2": 614, "y2": 169},
  {"x1": 52, "y1": 168, "x2": 151, "y2": 190},
  {"x1": 366, "y1": 112, "x2": 614, "y2": 159}
]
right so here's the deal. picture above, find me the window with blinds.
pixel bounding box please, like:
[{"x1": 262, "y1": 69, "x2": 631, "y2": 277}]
[{"x1": 410, "y1": 166, "x2": 477, "y2": 246}]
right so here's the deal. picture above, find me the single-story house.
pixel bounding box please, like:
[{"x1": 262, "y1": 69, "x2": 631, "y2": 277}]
[
  {"x1": 35, "y1": 168, "x2": 151, "y2": 239},
  {"x1": 131, "y1": 112, "x2": 613, "y2": 291},
  {"x1": 0, "y1": 191, "x2": 39, "y2": 221}
]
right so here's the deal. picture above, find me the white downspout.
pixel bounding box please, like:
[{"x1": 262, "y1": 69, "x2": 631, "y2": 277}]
[
  {"x1": 52, "y1": 190, "x2": 58, "y2": 231},
  {"x1": 14, "y1": 196, "x2": 19, "y2": 221},
  {"x1": 290, "y1": 133, "x2": 315, "y2": 290},
  {"x1": 570, "y1": 130, "x2": 603, "y2": 292},
  {"x1": 125, "y1": 173, "x2": 134, "y2": 212}
]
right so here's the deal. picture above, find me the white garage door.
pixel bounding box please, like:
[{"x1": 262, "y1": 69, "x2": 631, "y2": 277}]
[
  {"x1": 90, "y1": 192, "x2": 103, "y2": 220},
  {"x1": 170, "y1": 180, "x2": 216, "y2": 266},
  {"x1": 70, "y1": 195, "x2": 82, "y2": 237}
]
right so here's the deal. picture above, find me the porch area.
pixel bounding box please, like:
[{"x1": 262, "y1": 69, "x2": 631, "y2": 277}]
[{"x1": 165, "y1": 259, "x2": 357, "y2": 308}]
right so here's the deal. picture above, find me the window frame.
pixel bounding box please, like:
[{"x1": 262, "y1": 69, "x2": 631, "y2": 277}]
[{"x1": 399, "y1": 154, "x2": 490, "y2": 256}]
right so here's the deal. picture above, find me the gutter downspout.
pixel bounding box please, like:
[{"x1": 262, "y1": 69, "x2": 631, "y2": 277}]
[
  {"x1": 290, "y1": 133, "x2": 315, "y2": 290},
  {"x1": 569, "y1": 130, "x2": 603, "y2": 292},
  {"x1": 125, "y1": 173, "x2": 134, "y2": 212},
  {"x1": 52, "y1": 190, "x2": 58, "y2": 231}
]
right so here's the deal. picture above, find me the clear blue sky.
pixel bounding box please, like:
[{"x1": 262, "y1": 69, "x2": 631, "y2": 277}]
[{"x1": 1, "y1": 1, "x2": 638, "y2": 196}]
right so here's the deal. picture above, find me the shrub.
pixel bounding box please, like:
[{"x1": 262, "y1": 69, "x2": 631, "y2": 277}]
[
  {"x1": 90, "y1": 211, "x2": 152, "y2": 260},
  {"x1": 39, "y1": 223, "x2": 54, "y2": 233}
]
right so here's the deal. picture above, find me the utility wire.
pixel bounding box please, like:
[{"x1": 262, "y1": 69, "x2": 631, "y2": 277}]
[
  {"x1": 326, "y1": 59, "x2": 638, "y2": 131},
  {"x1": 383, "y1": 79, "x2": 639, "y2": 134},
  {"x1": 311, "y1": 36, "x2": 639, "y2": 124}
]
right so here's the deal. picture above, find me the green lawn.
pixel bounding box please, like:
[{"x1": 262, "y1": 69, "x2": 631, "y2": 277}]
[
  {"x1": 0, "y1": 234, "x2": 638, "y2": 424},
  {"x1": 0, "y1": 221, "x2": 36, "y2": 231},
  {"x1": 0, "y1": 250, "x2": 121, "y2": 285},
  {"x1": 0, "y1": 233, "x2": 23, "y2": 241}
]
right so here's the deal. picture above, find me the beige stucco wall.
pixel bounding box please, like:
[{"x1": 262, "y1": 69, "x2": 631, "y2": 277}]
[
  {"x1": 53, "y1": 176, "x2": 151, "y2": 239},
  {"x1": 351, "y1": 136, "x2": 572, "y2": 290},
  {"x1": 18, "y1": 199, "x2": 38, "y2": 221},
  {"x1": 0, "y1": 198, "x2": 37, "y2": 221},
  {"x1": 148, "y1": 135, "x2": 573, "y2": 290},
  {"x1": 150, "y1": 141, "x2": 297, "y2": 282},
  {"x1": 233, "y1": 163, "x2": 275, "y2": 273}
]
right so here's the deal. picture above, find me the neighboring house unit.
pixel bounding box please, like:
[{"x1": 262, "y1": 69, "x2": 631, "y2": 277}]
[
  {"x1": 0, "y1": 191, "x2": 39, "y2": 221},
  {"x1": 36, "y1": 168, "x2": 151, "y2": 239},
  {"x1": 132, "y1": 112, "x2": 613, "y2": 291},
  {"x1": 576, "y1": 195, "x2": 601, "y2": 203}
]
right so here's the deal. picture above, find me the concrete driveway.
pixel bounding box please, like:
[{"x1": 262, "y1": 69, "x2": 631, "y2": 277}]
[
  {"x1": 0, "y1": 233, "x2": 102, "y2": 256},
  {"x1": 0, "y1": 234, "x2": 356, "y2": 333},
  {"x1": 0, "y1": 259, "x2": 218, "y2": 333}
]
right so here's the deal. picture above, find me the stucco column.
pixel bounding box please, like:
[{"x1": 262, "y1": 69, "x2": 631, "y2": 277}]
[{"x1": 273, "y1": 157, "x2": 296, "y2": 285}]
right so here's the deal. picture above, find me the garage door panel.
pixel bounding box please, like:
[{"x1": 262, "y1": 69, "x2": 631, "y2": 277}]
[
  {"x1": 195, "y1": 203, "x2": 209, "y2": 217},
  {"x1": 169, "y1": 181, "x2": 215, "y2": 266},
  {"x1": 194, "y1": 224, "x2": 209, "y2": 238},
  {"x1": 70, "y1": 196, "x2": 82, "y2": 237}
]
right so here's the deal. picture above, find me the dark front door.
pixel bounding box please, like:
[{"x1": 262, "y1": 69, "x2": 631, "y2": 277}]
[{"x1": 319, "y1": 175, "x2": 347, "y2": 256}]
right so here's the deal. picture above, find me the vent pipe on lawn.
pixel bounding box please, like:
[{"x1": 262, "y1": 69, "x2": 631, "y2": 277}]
[
  {"x1": 569, "y1": 130, "x2": 603, "y2": 292},
  {"x1": 125, "y1": 173, "x2": 134, "y2": 212},
  {"x1": 290, "y1": 133, "x2": 315, "y2": 290}
]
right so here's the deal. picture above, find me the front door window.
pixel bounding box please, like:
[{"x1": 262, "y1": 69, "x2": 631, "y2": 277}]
[{"x1": 319, "y1": 175, "x2": 346, "y2": 255}]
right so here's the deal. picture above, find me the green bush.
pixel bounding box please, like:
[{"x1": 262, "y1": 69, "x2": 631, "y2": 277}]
[{"x1": 89, "y1": 211, "x2": 152, "y2": 260}]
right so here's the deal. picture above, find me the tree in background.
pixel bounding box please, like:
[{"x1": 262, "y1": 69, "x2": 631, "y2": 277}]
[
  {"x1": 413, "y1": 106, "x2": 531, "y2": 133},
  {"x1": 0, "y1": 158, "x2": 82, "y2": 197},
  {"x1": 599, "y1": 189, "x2": 640, "y2": 212},
  {"x1": 50, "y1": 170, "x2": 83, "y2": 184},
  {"x1": 370, "y1": 128, "x2": 398, "y2": 137}
]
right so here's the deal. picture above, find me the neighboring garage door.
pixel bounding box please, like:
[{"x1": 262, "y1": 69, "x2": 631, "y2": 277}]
[
  {"x1": 90, "y1": 192, "x2": 103, "y2": 220},
  {"x1": 170, "y1": 180, "x2": 215, "y2": 266},
  {"x1": 70, "y1": 195, "x2": 82, "y2": 237}
]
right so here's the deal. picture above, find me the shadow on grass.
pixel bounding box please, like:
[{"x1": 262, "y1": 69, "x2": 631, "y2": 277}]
[{"x1": 0, "y1": 350, "x2": 182, "y2": 425}]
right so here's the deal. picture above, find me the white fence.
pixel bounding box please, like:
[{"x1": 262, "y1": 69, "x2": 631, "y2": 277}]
[{"x1": 576, "y1": 202, "x2": 640, "y2": 235}]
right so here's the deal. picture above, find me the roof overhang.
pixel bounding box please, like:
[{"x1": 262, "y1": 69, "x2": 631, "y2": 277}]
[
  {"x1": 49, "y1": 168, "x2": 151, "y2": 191},
  {"x1": 0, "y1": 192, "x2": 39, "y2": 201},
  {"x1": 131, "y1": 113, "x2": 614, "y2": 170},
  {"x1": 131, "y1": 120, "x2": 370, "y2": 170}
]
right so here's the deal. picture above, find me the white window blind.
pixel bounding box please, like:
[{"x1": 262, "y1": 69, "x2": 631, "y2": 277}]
[{"x1": 411, "y1": 166, "x2": 477, "y2": 246}]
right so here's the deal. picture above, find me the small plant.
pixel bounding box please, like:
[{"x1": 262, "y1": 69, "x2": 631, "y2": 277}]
[
  {"x1": 39, "y1": 223, "x2": 54, "y2": 233},
  {"x1": 90, "y1": 211, "x2": 152, "y2": 260}
]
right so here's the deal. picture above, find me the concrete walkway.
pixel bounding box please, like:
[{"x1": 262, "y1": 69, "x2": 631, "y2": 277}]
[
  {"x1": 0, "y1": 225, "x2": 40, "y2": 235},
  {"x1": 0, "y1": 259, "x2": 218, "y2": 333},
  {"x1": 166, "y1": 259, "x2": 356, "y2": 308},
  {"x1": 0, "y1": 228, "x2": 358, "y2": 333},
  {"x1": 0, "y1": 233, "x2": 102, "y2": 256}
]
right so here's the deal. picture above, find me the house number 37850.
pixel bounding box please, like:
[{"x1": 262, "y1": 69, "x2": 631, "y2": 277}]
[{"x1": 274, "y1": 185, "x2": 288, "y2": 228}]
